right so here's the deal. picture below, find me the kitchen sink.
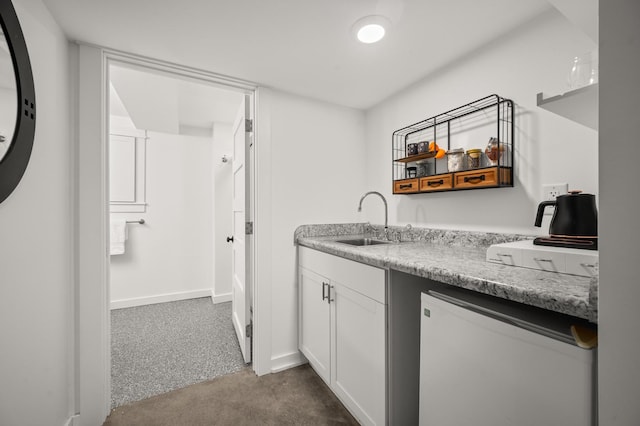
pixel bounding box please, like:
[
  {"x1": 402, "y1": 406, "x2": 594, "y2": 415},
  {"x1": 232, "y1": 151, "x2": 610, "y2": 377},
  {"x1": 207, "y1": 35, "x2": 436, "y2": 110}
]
[{"x1": 335, "y1": 238, "x2": 391, "y2": 246}]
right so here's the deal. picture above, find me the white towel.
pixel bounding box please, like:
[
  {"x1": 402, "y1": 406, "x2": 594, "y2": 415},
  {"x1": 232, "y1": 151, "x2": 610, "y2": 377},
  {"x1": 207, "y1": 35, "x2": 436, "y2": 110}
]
[{"x1": 110, "y1": 219, "x2": 128, "y2": 255}]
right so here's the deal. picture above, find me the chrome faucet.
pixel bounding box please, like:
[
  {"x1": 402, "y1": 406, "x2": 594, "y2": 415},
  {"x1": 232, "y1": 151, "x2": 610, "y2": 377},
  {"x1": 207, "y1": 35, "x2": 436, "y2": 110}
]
[{"x1": 358, "y1": 191, "x2": 388, "y2": 238}]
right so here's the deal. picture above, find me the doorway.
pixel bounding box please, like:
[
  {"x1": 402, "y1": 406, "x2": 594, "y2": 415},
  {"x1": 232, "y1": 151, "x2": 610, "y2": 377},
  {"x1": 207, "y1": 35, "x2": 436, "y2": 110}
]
[{"x1": 105, "y1": 57, "x2": 256, "y2": 407}]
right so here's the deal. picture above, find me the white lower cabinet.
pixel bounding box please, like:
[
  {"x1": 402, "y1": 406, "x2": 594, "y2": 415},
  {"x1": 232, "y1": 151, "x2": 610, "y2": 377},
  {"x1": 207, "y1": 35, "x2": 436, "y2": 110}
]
[
  {"x1": 332, "y1": 283, "x2": 386, "y2": 425},
  {"x1": 298, "y1": 246, "x2": 387, "y2": 426},
  {"x1": 299, "y1": 267, "x2": 331, "y2": 383}
]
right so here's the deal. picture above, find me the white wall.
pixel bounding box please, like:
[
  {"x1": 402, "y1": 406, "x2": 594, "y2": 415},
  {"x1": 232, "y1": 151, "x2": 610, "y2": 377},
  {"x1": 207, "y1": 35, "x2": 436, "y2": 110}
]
[
  {"x1": 267, "y1": 90, "x2": 367, "y2": 368},
  {"x1": 0, "y1": 0, "x2": 73, "y2": 424},
  {"x1": 211, "y1": 122, "x2": 233, "y2": 302},
  {"x1": 110, "y1": 130, "x2": 214, "y2": 307},
  {"x1": 599, "y1": 0, "x2": 640, "y2": 424},
  {"x1": 364, "y1": 9, "x2": 597, "y2": 235}
]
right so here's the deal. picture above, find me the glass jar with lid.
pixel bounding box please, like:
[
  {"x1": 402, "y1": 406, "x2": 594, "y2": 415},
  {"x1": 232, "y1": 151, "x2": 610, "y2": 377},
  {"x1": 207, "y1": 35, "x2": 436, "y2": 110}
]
[
  {"x1": 447, "y1": 148, "x2": 464, "y2": 172},
  {"x1": 485, "y1": 137, "x2": 504, "y2": 166},
  {"x1": 466, "y1": 148, "x2": 482, "y2": 169},
  {"x1": 416, "y1": 160, "x2": 430, "y2": 177}
]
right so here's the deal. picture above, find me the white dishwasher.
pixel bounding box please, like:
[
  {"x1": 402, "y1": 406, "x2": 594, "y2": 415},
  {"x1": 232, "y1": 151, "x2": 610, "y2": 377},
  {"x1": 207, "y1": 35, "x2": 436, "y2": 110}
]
[{"x1": 419, "y1": 290, "x2": 595, "y2": 426}]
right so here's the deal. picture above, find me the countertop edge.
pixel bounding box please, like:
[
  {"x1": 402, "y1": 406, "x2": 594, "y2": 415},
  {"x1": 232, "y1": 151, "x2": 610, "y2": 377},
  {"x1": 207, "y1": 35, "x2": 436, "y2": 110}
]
[{"x1": 297, "y1": 235, "x2": 596, "y2": 323}]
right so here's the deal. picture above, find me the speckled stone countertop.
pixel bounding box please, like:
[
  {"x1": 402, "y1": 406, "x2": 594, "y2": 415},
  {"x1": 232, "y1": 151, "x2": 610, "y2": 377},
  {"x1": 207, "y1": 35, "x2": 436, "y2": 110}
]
[{"x1": 295, "y1": 223, "x2": 598, "y2": 322}]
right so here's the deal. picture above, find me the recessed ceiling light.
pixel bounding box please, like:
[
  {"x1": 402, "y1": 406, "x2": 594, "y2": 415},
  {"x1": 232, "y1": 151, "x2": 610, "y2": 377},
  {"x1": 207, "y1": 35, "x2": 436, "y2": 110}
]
[
  {"x1": 358, "y1": 24, "x2": 385, "y2": 44},
  {"x1": 352, "y1": 16, "x2": 390, "y2": 44}
]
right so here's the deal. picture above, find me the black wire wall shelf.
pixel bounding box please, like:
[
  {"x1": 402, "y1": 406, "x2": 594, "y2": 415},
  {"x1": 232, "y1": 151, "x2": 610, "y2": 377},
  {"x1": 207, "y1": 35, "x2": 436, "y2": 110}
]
[{"x1": 392, "y1": 94, "x2": 515, "y2": 194}]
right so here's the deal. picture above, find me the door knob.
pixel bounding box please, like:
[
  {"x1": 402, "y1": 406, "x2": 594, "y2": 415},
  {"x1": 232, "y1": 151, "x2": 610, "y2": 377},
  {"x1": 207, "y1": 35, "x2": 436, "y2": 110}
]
[{"x1": 226, "y1": 236, "x2": 234, "y2": 243}]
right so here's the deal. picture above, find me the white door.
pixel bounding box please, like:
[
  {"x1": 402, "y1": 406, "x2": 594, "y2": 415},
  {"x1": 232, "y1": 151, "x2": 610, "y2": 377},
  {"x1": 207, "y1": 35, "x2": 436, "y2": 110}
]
[{"x1": 231, "y1": 95, "x2": 252, "y2": 363}]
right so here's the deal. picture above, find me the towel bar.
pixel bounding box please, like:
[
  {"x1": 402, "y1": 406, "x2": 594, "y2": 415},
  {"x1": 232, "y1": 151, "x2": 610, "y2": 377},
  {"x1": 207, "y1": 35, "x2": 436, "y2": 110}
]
[{"x1": 126, "y1": 219, "x2": 145, "y2": 224}]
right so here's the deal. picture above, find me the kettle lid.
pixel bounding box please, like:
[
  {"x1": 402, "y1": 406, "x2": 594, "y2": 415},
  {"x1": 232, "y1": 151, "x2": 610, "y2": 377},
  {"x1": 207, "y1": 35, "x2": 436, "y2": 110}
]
[{"x1": 561, "y1": 190, "x2": 595, "y2": 198}]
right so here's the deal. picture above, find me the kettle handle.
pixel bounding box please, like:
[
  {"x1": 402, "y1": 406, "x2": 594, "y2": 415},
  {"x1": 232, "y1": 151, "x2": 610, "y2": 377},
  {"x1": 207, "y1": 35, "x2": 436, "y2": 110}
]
[{"x1": 534, "y1": 200, "x2": 556, "y2": 227}]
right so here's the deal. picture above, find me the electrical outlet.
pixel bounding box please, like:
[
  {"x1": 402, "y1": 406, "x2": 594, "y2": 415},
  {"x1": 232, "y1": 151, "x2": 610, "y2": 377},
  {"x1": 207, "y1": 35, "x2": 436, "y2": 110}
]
[{"x1": 542, "y1": 183, "x2": 568, "y2": 201}]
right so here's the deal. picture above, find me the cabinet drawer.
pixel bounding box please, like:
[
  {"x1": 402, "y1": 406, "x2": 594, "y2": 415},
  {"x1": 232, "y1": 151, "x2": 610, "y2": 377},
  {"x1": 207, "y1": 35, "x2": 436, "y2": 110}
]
[
  {"x1": 299, "y1": 246, "x2": 386, "y2": 304},
  {"x1": 454, "y1": 167, "x2": 499, "y2": 189},
  {"x1": 394, "y1": 178, "x2": 419, "y2": 194},
  {"x1": 419, "y1": 174, "x2": 453, "y2": 192}
]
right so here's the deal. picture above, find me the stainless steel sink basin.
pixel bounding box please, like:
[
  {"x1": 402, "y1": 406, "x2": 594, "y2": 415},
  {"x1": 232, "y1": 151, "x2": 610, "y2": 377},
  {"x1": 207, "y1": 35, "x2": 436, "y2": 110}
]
[{"x1": 335, "y1": 238, "x2": 391, "y2": 246}]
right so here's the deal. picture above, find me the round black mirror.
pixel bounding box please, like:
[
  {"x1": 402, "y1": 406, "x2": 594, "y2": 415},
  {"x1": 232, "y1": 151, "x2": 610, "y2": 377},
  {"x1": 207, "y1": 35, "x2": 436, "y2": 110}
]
[
  {"x1": 0, "y1": 27, "x2": 17, "y2": 160},
  {"x1": 0, "y1": 0, "x2": 36, "y2": 204}
]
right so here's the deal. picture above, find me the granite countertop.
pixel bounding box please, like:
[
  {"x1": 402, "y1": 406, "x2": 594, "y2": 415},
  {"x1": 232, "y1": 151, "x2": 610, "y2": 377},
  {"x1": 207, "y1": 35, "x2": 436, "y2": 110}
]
[{"x1": 295, "y1": 223, "x2": 598, "y2": 323}]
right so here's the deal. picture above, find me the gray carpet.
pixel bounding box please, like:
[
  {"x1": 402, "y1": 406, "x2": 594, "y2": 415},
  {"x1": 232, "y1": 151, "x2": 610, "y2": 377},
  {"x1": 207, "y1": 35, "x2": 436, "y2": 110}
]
[
  {"x1": 104, "y1": 364, "x2": 359, "y2": 426},
  {"x1": 111, "y1": 298, "x2": 246, "y2": 408}
]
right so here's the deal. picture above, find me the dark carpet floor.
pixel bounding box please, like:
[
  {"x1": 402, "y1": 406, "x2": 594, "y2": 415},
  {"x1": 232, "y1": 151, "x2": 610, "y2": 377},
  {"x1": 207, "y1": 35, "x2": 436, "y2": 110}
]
[{"x1": 104, "y1": 364, "x2": 359, "y2": 426}]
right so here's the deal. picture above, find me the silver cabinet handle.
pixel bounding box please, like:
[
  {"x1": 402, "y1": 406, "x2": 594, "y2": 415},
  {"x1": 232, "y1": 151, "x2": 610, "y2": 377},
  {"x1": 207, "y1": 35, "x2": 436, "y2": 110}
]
[{"x1": 329, "y1": 285, "x2": 335, "y2": 303}]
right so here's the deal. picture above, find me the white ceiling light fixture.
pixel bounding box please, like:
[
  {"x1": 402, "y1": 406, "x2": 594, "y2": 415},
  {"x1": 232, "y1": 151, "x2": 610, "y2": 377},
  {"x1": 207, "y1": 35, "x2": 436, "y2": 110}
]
[{"x1": 352, "y1": 15, "x2": 391, "y2": 44}]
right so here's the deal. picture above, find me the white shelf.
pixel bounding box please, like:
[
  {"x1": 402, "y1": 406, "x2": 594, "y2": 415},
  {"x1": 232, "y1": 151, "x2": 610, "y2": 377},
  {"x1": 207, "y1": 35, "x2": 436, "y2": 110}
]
[{"x1": 537, "y1": 83, "x2": 598, "y2": 131}]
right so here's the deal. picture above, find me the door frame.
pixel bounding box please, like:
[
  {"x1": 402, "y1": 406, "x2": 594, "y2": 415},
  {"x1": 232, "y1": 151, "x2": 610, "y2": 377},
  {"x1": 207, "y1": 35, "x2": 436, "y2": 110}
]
[{"x1": 75, "y1": 44, "x2": 272, "y2": 424}]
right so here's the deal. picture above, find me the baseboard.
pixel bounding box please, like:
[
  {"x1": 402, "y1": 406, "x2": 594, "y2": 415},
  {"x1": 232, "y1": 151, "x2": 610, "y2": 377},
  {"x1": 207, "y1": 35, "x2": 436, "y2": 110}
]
[
  {"x1": 212, "y1": 291, "x2": 232, "y2": 304},
  {"x1": 110, "y1": 289, "x2": 213, "y2": 310},
  {"x1": 271, "y1": 351, "x2": 307, "y2": 373}
]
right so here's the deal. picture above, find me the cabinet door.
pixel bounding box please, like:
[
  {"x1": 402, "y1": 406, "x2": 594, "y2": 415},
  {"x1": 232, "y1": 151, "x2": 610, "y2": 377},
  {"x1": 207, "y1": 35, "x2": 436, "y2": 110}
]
[
  {"x1": 331, "y1": 283, "x2": 386, "y2": 426},
  {"x1": 298, "y1": 266, "x2": 331, "y2": 384}
]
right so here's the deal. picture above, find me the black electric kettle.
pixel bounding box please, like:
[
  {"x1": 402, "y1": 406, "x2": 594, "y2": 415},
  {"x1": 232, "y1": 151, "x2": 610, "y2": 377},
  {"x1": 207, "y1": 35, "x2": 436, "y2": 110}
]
[{"x1": 534, "y1": 191, "x2": 598, "y2": 249}]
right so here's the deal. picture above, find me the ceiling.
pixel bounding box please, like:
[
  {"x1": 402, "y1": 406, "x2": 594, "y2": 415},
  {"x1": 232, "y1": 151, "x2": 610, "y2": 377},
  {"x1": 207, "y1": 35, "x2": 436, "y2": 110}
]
[
  {"x1": 42, "y1": 0, "x2": 554, "y2": 110},
  {"x1": 109, "y1": 63, "x2": 243, "y2": 133}
]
